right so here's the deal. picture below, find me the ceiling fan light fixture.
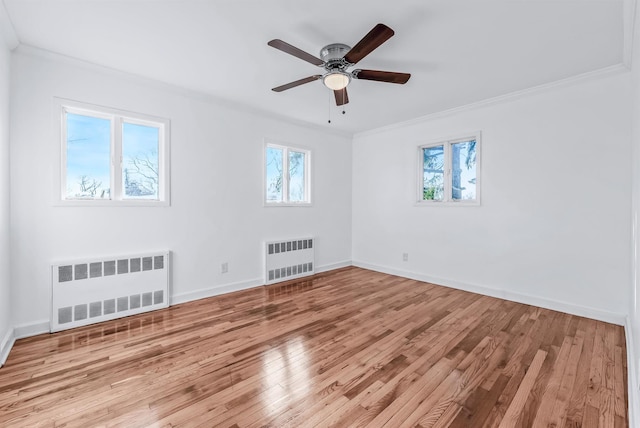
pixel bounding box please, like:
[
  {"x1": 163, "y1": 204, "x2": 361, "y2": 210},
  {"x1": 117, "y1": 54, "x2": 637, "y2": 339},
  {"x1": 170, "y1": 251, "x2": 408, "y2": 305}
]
[{"x1": 323, "y1": 72, "x2": 350, "y2": 91}]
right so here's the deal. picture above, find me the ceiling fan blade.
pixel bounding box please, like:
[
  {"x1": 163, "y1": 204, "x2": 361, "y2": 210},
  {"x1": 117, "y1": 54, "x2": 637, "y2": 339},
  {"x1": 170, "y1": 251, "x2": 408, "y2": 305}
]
[
  {"x1": 268, "y1": 39, "x2": 324, "y2": 66},
  {"x1": 344, "y1": 24, "x2": 394, "y2": 65},
  {"x1": 353, "y1": 69, "x2": 411, "y2": 84},
  {"x1": 334, "y1": 88, "x2": 349, "y2": 106},
  {"x1": 272, "y1": 75, "x2": 322, "y2": 92}
]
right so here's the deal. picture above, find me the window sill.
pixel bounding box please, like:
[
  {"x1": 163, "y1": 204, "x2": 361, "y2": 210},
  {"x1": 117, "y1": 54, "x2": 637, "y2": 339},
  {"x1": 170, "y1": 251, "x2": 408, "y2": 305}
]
[
  {"x1": 54, "y1": 199, "x2": 170, "y2": 207},
  {"x1": 414, "y1": 200, "x2": 480, "y2": 207},
  {"x1": 264, "y1": 202, "x2": 313, "y2": 208}
]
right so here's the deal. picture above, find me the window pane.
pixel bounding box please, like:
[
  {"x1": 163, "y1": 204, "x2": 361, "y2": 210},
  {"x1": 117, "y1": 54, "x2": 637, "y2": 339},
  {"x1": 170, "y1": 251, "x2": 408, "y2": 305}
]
[
  {"x1": 288, "y1": 150, "x2": 306, "y2": 202},
  {"x1": 66, "y1": 113, "x2": 111, "y2": 199},
  {"x1": 451, "y1": 140, "x2": 477, "y2": 200},
  {"x1": 266, "y1": 147, "x2": 283, "y2": 202},
  {"x1": 422, "y1": 145, "x2": 444, "y2": 201},
  {"x1": 122, "y1": 122, "x2": 160, "y2": 200}
]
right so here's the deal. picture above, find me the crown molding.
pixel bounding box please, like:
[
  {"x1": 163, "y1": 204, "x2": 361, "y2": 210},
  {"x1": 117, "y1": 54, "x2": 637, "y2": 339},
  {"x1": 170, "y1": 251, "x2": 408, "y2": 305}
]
[
  {"x1": 0, "y1": 0, "x2": 18, "y2": 50},
  {"x1": 11, "y1": 3, "x2": 632, "y2": 142},
  {"x1": 624, "y1": 0, "x2": 637, "y2": 69},
  {"x1": 13, "y1": 44, "x2": 353, "y2": 139},
  {"x1": 354, "y1": 64, "x2": 629, "y2": 140}
]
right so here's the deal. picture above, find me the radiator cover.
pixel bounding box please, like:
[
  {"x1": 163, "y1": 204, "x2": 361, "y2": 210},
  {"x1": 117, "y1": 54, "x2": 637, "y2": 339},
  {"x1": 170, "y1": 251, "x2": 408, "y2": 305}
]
[
  {"x1": 51, "y1": 251, "x2": 170, "y2": 332},
  {"x1": 265, "y1": 238, "x2": 314, "y2": 285}
]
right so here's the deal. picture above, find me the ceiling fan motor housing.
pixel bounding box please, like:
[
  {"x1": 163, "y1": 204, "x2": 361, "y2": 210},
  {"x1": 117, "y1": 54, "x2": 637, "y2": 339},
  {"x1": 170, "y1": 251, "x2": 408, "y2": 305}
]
[{"x1": 320, "y1": 43, "x2": 352, "y2": 71}]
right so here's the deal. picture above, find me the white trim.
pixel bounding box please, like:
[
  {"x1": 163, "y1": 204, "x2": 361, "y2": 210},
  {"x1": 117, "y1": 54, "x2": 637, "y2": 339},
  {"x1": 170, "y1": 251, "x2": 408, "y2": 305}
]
[
  {"x1": 355, "y1": 64, "x2": 630, "y2": 139},
  {"x1": 14, "y1": 320, "x2": 49, "y2": 339},
  {"x1": 171, "y1": 278, "x2": 263, "y2": 306},
  {"x1": 352, "y1": 260, "x2": 627, "y2": 326},
  {"x1": 315, "y1": 260, "x2": 352, "y2": 273},
  {"x1": 624, "y1": 0, "x2": 637, "y2": 69},
  {"x1": 0, "y1": 327, "x2": 15, "y2": 367},
  {"x1": 0, "y1": 0, "x2": 19, "y2": 50},
  {"x1": 171, "y1": 260, "x2": 352, "y2": 305},
  {"x1": 263, "y1": 203, "x2": 314, "y2": 208},
  {"x1": 625, "y1": 317, "x2": 639, "y2": 427}
]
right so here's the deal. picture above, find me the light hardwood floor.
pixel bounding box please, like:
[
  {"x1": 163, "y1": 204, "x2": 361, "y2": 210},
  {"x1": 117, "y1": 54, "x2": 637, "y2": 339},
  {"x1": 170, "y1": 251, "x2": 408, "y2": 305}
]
[{"x1": 0, "y1": 267, "x2": 628, "y2": 427}]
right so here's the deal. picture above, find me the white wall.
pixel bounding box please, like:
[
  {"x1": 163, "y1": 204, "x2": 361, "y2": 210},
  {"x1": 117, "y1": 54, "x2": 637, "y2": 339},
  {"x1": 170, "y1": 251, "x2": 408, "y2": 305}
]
[
  {"x1": 0, "y1": 22, "x2": 13, "y2": 363},
  {"x1": 630, "y1": 0, "x2": 640, "y2": 417},
  {"x1": 9, "y1": 48, "x2": 352, "y2": 331},
  {"x1": 353, "y1": 71, "x2": 632, "y2": 320}
]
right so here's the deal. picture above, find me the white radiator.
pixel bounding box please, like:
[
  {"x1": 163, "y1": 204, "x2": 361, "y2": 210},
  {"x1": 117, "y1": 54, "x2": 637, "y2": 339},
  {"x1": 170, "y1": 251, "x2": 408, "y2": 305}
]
[
  {"x1": 265, "y1": 238, "x2": 314, "y2": 285},
  {"x1": 50, "y1": 251, "x2": 170, "y2": 332}
]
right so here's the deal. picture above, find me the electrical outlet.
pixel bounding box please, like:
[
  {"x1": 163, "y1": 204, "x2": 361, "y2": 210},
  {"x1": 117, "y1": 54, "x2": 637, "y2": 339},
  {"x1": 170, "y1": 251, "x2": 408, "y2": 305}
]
[
  {"x1": 221, "y1": 262, "x2": 228, "y2": 274},
  {"x1": 402, "y1": 253, "x2": 408, "y2": 262}
]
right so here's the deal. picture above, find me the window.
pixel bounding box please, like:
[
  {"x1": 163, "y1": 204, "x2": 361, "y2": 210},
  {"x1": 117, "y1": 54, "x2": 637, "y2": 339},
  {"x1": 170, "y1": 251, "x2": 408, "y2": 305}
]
[
  {"x1": 418, "y1": 133, "x2": 480, "y2": 205},
  {"x1": 58, "y1": 99, "x2": 170, "y2": 205},
  {"x1": 265, "y1": 141, "x2": 310, "y2": 205}
]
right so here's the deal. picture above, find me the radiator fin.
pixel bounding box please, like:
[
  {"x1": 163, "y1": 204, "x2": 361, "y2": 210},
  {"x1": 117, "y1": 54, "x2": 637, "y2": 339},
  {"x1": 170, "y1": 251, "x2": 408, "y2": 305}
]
[
  {"x1": 90, "y1": 262, "x2": 102, "y2": 278},
  {"x1": 104, "y1": 299, "x2": 115, "y2": 315},
  {"x1": 104, "y1": 261, "x2": 116, "y2": 276},
  {"x1": 58, "y1": 307, "x2": 72, "y2": 324},
  {"x1": 142, "y1": 292, "x2": 153, "y2": 307},
  {"x1": 154, "y1": 255, "x2": 164, "y2": 269},
  {"x1": 130, "y1": 294, "x2": 141, "y2": 309},
  {"x1": 117, "y1": 259, "x2": 128, "y2": 274},
  {"x1": 74, "y1": 264, "x2": 88, "y2": 280},
  {"x1": 117, "y1": 296, "x2": 128, "y2": 312},
  {"x1": 89, "y1": 301, "x2": 102, "y2": 318},
  {"x1": 154, "y1": 290, "x2": 164, "y2": 305},
  {"x1": 59, "y1": 266, "x2": 73, "y2": 282},
  {"x1": 74, "y1": 304, "x2": 87, "y2": 321}
]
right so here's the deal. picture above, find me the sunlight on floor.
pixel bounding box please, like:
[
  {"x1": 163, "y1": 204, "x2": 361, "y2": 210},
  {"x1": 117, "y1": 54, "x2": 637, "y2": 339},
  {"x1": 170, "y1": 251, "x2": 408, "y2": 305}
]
[{"x1": 261, "y1": 336, "x2": 310, "y2": 417}]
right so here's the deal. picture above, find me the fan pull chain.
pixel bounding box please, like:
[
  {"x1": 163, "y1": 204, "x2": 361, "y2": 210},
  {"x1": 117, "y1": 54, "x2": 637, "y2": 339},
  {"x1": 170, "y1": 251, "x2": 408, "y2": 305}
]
[{"x1": 328, "y1": 91, "x2": 332, "y2": 124}]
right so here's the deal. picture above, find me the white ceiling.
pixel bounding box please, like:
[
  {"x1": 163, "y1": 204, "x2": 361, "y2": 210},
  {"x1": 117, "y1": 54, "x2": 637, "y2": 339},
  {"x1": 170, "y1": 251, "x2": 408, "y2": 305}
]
[{"x1": 3, "y1": 0, "x2": 625, "y2": 134}]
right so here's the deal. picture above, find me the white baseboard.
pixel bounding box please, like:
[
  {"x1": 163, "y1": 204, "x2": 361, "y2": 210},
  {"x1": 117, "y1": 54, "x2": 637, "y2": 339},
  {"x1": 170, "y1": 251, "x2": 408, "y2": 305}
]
[
  {"x1": 316, "y1": 260, "x2": 352, "y2": 273},
  {"x1": 171, "y1": 260, "x2": 352, "y2": 306},
  {"x1": 0, "y1": 327, "x2": 15, "y2": 367},
  {"x1": 352, "y1": 261, "x2": 627, "y2": 326},
  {"x1": 171, "y1": 277, "x2": 264, "y2": 306},
  {"x1": 14, "y1": 320, "x2": 49, "y2": 339},
  {"x1": 625, "y1": 317, "x2": 639, "y2": 428}
]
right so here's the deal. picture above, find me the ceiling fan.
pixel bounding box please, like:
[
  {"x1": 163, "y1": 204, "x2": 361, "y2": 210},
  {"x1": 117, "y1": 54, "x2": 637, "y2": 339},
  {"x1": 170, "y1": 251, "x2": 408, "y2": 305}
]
[{"x1": 268, "y1": 23, "x2": 411, "y2": 106}]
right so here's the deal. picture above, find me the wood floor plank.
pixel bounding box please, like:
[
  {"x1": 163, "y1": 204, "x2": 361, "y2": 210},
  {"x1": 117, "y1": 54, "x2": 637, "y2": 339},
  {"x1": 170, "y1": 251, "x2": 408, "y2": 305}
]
[
  {"x1": 614, "y1": 345, "x2": 627, "y2": 418},
  {"x1": 547, "y1": 331, "x2": 585, "y2": 427},
  {"x1": 0, "y1": 266, "x2": 628, "y2": 427},
  {"x1": 564, "y1": 318, "x2": 596, "y2": 427},
  {"x1": 498, "y1": 348, "x2": 547, "y2": 428},
  {"x1": 516, "y1": 332, "x2": 563, "y2": 425}
]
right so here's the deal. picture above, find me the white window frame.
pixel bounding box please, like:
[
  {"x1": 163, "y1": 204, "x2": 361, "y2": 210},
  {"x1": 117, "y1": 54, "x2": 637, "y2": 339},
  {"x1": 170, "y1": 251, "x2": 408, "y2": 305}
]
[
  {"x1": 55, "y1": 98, "x2": 170, "y2": 207},
  {"x1": 416, "y1": 132, "x2": 481, "y2": 206},
  {"x1": 264, "y1": 140, "x2": 312, "y2": 207}
]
